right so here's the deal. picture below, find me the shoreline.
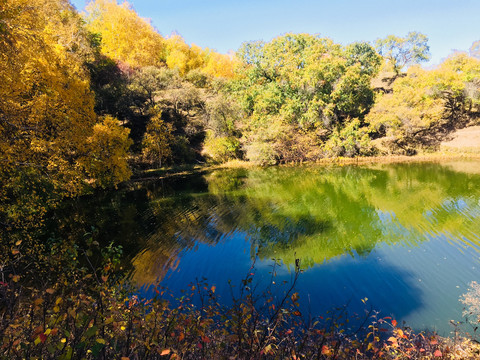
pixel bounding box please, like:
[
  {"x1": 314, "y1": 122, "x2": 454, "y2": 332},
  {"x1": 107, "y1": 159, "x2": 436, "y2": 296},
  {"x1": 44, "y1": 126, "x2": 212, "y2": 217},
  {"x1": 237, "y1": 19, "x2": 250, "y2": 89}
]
[{"x1": 130, "y1": 152, "x2": 480, "y2": 182}]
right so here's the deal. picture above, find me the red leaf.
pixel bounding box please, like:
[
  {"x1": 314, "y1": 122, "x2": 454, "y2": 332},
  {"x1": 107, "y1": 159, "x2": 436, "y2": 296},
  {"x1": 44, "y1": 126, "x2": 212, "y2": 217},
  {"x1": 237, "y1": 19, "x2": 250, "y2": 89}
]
[
  {"x1": 321, "y1": 345, "x2": 331, "y2": 355},
  {"x1": 202, "y1": 336, "x2": 211, "y2": 343},
  {"x1": 39, "y1": 333, "x2": 47, "y2": 343},
  {"x1": 392, "y1": 319, "x2": 397, "y2": 327},
  {"x1": 434, "y1": 349, "x2": 442, "y2": 357}
]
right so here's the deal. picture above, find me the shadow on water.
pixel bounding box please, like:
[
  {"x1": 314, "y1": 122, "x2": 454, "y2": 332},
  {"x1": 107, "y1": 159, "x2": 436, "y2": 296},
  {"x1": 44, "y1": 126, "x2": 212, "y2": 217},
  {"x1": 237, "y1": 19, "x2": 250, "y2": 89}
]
[
  {"x1": 46, "y1": 160, "x2": 480, "y2": 334},
  {"x1": 297, "y1": 254, "x2": 424, "y2": 325}
]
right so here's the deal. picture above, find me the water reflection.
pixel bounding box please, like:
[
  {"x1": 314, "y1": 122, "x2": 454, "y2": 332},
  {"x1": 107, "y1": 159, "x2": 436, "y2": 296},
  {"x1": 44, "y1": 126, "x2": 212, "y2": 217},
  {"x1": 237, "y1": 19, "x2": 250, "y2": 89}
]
[
  {"x1": 52, "y1": 161, "x2": 480, "y2": 283},
  {"x1": 49, "y1": 161, "x2": 480, "y2": 333}
]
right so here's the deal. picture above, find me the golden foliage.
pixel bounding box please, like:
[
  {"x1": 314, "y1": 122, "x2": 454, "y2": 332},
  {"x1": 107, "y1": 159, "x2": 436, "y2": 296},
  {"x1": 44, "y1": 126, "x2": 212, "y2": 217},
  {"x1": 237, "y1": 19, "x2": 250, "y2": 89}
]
[
  {"x1": 85, "y1": 0, "x2": 165, "y2": 67},
  {"x1": 0, "y1": 0, "x2": 133, "y2": 227},
  {"x1": 82, "y1": 116, "x2": 133, "y2": 187}
]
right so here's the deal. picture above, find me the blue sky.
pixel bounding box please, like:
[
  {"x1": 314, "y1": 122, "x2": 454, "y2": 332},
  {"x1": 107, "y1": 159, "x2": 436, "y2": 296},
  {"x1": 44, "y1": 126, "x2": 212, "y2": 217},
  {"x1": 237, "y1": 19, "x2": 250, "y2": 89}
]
[{"x1": 71, "y1": 0, "x2": 480, "y2": 66}]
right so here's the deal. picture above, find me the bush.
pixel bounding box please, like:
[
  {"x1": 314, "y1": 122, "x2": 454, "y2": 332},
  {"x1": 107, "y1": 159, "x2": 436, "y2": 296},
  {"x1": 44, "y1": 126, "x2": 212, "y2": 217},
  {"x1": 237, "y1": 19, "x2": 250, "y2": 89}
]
[
  {"x1": 324, "y1": 119, "x2": 376, "y2": 157},
  {"x1": 202, "y1": 134, "x2": 241, "y2": 163},
  {"x1": 2, "y1": 233, "x2": 480, "y2": 359}
]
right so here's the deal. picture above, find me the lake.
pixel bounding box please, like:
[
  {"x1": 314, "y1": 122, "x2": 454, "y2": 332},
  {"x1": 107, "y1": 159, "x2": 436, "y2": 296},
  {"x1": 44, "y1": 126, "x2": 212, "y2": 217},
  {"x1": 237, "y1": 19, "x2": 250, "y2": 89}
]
[{"x1": 51, "y1": 160, "x2": 480, "y2": 336}]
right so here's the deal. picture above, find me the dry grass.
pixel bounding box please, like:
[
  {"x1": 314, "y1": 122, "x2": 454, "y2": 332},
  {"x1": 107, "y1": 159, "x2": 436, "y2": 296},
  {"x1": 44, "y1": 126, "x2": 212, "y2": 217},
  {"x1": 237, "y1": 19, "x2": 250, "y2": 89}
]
[{"x1": 441, "y1": 126, "x2": 480, "y2": 153}]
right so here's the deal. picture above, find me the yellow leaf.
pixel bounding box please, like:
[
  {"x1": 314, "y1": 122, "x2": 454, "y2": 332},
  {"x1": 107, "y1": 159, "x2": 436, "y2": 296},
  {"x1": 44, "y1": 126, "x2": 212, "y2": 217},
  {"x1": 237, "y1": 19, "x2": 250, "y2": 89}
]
[
  {"x1": 160, "y1": 349, "x2": 171, "y2": 355},
  {"x1": 388, "y1": 336, "x2": 398, "y2": 348}
]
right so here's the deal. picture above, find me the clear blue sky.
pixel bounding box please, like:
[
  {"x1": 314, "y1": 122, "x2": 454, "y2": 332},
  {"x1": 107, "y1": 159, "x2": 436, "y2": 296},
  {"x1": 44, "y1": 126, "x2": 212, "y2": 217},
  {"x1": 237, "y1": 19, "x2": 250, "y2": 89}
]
[{"x1": 71, "y1": 0, "x2": 480, "y2": 66}]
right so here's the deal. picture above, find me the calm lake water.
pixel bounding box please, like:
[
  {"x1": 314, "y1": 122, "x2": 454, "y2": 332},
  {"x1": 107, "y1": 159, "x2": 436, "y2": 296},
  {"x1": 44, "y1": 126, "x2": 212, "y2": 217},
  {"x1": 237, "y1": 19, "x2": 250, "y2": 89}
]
[{"x1": 53, "y1": 160, "x2": 480, "y2": 336}]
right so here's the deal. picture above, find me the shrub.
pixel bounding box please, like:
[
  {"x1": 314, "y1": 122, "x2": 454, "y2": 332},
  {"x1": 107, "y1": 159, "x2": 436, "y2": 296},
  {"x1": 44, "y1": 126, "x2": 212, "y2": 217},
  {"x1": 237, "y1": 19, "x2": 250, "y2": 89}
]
[{"x1": 202, "y1": 133, "x2": 241, "y2": 163}]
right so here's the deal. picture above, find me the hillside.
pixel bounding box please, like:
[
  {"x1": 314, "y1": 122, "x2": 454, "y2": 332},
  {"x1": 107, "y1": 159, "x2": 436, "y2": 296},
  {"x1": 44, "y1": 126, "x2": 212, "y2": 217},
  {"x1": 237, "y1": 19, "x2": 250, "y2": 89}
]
[{"x1": 440, "y1": 126, "x2": 480, "y2": 153}]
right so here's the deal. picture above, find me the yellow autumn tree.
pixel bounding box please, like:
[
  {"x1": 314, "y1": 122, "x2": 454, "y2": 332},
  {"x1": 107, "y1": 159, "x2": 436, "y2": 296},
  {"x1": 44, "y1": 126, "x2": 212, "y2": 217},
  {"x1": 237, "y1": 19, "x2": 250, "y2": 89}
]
[
  {"x1": 83, "y1": 116, "x2": 133, "y2": 187},
  {"x1": 85, "y1": 0, "x2": 165, "y2": 67},
  {"x1": 367, "y1": 53, "x2": 480, "y2": 154},
  {"x1": 165, "y1": 34, "x2": 238, "y2": 78},
  {"x1": 202, "y1": 50, "x2": 238, "y2": 79},
  {"x1": 0, "y1": 0, "x2": 132, "y2": 228},
  {"x1": 165, "y1": 35, "x2": 205, "y2": 75}
]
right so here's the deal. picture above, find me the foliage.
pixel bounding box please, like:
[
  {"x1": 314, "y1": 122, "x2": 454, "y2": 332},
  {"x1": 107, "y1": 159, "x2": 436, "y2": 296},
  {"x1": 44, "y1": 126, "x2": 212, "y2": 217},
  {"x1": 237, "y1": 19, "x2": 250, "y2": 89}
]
[
  {"x1": 85, "y1": 0, "x2": 166, "y2": 68},
  {"x1": 202, "y1": 133, "x2": 240, "y2": 163},
  {"x1": 142, "y1": 110, "x2": 174, "y2": 167},
  {"x1": 324, "y1": 119, "x2": 375, "y2": 157},
  {"x1": 367, "y1": 54, "x2": 480, "y2": 154},
  {"x1": 83, "y1": 116, "x2": 133, "y2": 187},
  {"x1": 375, "y1": 31, "x2": 430, "y2": 74},
  {"x1": 165, "y1": 35, "x2": 203, "y2": 75},
  {"x1": 234, "y1": 33, "x2": 381, "y2": 163},
  {"x1": 0, "y1": 0, "x2": 134, "y2": 229},
  {"x1": 1, "y1": 237, "x2": 478, "y2": 359}
]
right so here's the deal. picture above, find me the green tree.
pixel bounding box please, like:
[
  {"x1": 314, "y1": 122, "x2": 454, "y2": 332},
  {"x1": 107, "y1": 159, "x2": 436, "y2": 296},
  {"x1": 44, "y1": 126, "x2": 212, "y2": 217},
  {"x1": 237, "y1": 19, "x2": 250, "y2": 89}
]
[
  {"x1": 234, "y1": 33, "x2": 379, "y2": 163},
  {"x1": 375, "y1": 31, "x2": 430, "y2": 75}
]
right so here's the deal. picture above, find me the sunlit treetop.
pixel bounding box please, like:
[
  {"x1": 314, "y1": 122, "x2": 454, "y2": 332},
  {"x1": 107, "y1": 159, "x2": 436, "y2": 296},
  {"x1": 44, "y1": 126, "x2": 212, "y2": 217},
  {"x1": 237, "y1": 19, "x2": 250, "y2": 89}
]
[
  {"x1": 85, "y1": 0, "x2": 166, "y2": 68},
  {"x1": 375, "y1": 31, "x2": 430, "y2": 74}
]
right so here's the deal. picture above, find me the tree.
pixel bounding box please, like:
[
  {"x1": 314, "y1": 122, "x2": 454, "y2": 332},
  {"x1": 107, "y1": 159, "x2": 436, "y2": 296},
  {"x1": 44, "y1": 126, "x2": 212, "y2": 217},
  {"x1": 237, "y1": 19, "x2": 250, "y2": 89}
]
[
  {"x1": 0, "y1": 0, "x2": 133, "y2": 228},
  {"x1": 345, "y1": 42, "x2": 382, "y2": 76},
  {"x1": 375, "y1": 31, "x2": 430, "y2": 75},
  {"x1": 165, "y1": 35, "x2": 205, "y2": 75},
  {"x1": 85, "y1": 0, "x2": 165, "y2": 68},
  {"x1": 366, "y1": 53, "x2": 480, "y2": 154},
  {"x1": 83, "y1": 116, "x2": 133, "y2": 187},
  {"x1": 234, "y1": 33, "x2": 379, "y2": 162},
  {"x1": 142, "y1": 111, "x2": 173, "y2": 167}
]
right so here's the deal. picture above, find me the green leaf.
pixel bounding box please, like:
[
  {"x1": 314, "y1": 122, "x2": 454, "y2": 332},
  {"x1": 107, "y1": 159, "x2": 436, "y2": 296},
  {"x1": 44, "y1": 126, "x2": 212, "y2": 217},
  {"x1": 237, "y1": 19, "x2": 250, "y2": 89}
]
[{"x1": 85, "y1": 326, "x2": 98, "y2": 339}]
